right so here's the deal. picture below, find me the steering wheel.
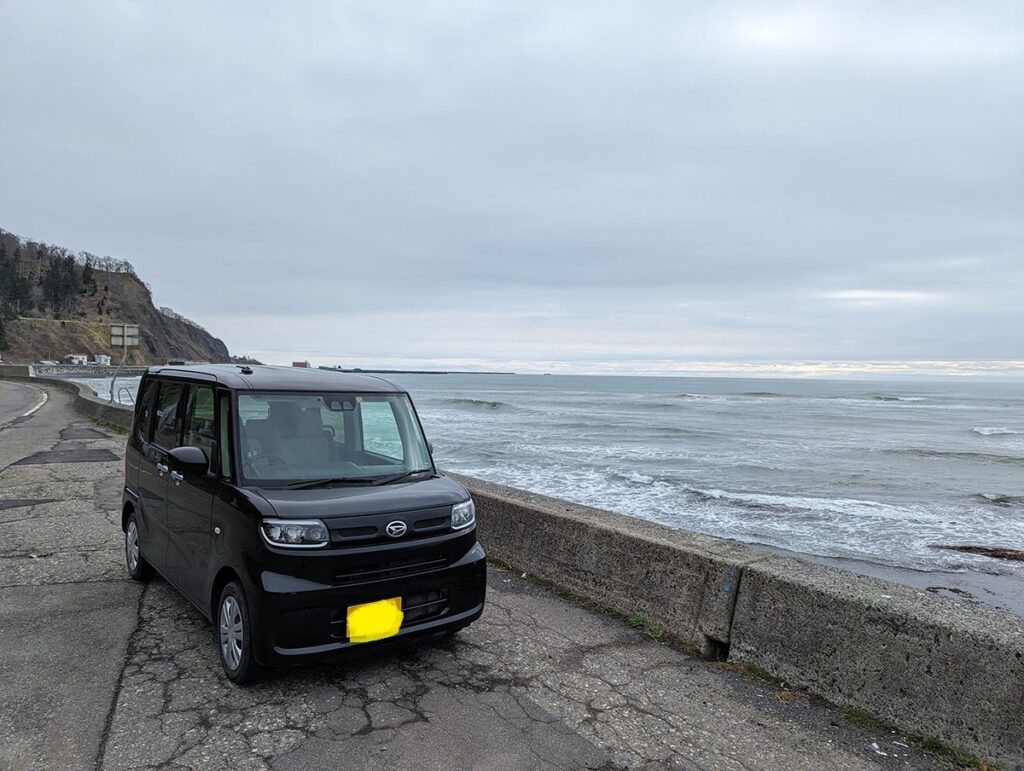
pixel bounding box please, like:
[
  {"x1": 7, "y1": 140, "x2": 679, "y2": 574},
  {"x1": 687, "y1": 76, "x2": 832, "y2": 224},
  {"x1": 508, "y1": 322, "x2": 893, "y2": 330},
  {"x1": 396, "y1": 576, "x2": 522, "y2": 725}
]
[{"x1": 243, "y1": 454, "x2": 288, "y2": 474}]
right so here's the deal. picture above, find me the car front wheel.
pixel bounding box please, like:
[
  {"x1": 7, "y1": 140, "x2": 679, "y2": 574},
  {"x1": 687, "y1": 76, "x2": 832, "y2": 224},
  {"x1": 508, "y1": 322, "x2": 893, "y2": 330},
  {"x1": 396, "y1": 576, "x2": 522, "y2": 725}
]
[{"x1": 217, "y1": 581, "x2": 260, "y2": 684}]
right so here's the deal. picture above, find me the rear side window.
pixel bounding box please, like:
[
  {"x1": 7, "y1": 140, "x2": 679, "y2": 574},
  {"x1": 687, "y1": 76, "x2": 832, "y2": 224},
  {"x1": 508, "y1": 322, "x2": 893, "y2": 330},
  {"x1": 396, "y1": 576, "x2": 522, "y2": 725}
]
[
  {"x1": 184, "y1": 386, "x2": 216, "y2": 463},
  {"x1": 153, "y1": 381, "x2": 184, "y2": 449},
  {"x1": 135, "y1": 379, "x2": 158, "y2": 441}
]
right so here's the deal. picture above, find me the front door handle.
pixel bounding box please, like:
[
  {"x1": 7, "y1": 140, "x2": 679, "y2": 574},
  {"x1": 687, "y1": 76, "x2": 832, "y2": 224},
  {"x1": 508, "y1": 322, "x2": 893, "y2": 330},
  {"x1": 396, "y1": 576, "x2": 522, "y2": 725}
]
[
  {"x1": 170, "y1": 470, "x2": 184, "y2": 485},
  {"x1": 156, "y1": 462, "x2": 169, "y2": 476}
]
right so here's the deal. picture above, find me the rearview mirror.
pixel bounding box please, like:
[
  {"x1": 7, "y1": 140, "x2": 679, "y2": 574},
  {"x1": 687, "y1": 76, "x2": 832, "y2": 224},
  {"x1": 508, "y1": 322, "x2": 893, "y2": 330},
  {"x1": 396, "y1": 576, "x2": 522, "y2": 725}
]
[{"x1": 168, "y1": 445, "x2": 210, "y2": 475}]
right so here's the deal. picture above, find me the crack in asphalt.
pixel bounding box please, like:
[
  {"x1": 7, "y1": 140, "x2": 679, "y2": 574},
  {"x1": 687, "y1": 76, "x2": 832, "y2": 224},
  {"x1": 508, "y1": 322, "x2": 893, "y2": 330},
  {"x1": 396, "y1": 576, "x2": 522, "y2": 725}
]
[{"x1": 96, "y1": 582, "x2": 150, "y2": 770}]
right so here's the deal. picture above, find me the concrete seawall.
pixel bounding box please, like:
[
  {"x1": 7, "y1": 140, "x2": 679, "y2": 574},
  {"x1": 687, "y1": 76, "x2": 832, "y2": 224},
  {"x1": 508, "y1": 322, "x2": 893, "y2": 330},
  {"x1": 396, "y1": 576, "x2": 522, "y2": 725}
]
[
  {"x1": 3, "y1": 373, "x2": 1021, "y2": 766},
  {"x1": 0, "y1": 368, "x2": 136, "y2": 429},
  {"x1": 451, "y1": 475, "x2": 1024, "y2": 767}
]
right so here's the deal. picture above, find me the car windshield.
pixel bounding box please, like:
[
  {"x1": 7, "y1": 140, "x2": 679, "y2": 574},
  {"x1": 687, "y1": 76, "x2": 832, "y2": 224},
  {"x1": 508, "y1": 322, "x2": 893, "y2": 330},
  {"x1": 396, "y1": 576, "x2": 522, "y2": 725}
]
[{"x1": 236, "y1": 391, "x2": 433, "y2": 485}]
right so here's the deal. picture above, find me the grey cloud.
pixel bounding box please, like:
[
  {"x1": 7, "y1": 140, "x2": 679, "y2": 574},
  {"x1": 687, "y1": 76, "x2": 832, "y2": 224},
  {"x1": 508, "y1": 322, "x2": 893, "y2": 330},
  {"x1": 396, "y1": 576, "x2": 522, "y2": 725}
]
[{"x1": 0, "y1": 1, "x2": 1021, "y2": 368}]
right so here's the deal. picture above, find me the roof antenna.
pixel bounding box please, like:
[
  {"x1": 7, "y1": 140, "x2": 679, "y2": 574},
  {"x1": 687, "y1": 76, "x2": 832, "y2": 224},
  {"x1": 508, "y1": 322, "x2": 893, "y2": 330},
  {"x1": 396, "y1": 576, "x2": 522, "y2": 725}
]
[{"x1": 236, "y1": 365, "x2": 253, "y2": 375}]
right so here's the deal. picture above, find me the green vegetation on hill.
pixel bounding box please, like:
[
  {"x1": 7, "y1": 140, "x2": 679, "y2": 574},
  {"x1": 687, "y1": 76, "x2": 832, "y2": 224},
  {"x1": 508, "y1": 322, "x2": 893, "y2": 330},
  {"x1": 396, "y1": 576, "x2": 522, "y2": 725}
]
[{"x1": 0, "y1": 227, "x2": 231, "y2": 364}]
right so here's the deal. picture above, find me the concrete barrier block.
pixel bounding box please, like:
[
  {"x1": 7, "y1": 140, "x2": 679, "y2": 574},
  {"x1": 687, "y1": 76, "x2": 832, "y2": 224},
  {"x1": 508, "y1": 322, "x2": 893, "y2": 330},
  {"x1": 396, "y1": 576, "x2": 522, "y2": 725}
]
[
  {"x1": 729, "y1": 555, "x2": 1024, "y2": 767},
  {"x1": 0, "y1": 373, "x2": 134, "y2": 429},
  {"x1": 450, "y1": 474, "x2": 766, "y2": 653},
  {"x1": 0, "y1": 364, "x2": 35, "y2": 378}
]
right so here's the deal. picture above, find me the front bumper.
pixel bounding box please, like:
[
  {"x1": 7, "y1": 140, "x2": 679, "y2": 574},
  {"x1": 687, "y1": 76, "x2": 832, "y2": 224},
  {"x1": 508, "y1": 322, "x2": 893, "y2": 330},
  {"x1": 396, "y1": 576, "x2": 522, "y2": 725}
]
[{"x1": 253, "y1": 540, "x2": 487, "y2": 664}]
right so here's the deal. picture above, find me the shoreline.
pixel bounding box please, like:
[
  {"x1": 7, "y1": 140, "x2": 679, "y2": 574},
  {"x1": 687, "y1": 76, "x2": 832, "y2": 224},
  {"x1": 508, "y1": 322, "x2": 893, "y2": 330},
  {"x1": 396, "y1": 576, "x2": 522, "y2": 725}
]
[{"x1": 756, "y1": 543, "x2": 1024, "y2": 617}]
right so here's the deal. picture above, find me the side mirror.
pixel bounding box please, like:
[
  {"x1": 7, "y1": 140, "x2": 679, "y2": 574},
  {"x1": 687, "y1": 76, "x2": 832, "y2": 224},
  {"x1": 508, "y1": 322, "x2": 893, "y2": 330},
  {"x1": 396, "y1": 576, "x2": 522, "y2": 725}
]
[{"x1": 168, "y1": 445, "x2": 210, "y2": 475}]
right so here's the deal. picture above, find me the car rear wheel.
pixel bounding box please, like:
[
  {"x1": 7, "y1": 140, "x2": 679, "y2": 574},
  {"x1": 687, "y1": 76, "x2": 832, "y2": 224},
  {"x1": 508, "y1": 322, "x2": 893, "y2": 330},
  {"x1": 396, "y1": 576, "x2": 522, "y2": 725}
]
[
  {"x1": 218, "y1": 581, "x2": 260, "y2": 684},
  {"x1": 125, "y1": 514, "x2": 153, "y2": 581}
]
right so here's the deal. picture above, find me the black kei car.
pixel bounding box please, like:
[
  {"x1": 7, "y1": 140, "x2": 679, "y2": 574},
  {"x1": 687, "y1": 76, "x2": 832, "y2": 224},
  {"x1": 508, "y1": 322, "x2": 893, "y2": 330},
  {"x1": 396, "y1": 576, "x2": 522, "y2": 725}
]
[{"x1": 121, "y1": 364, "x2": 486, "y2": 683}]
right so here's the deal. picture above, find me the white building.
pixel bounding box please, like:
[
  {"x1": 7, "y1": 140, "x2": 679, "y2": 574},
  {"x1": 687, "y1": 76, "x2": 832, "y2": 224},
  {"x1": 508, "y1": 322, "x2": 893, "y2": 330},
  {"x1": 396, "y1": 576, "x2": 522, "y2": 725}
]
[{"x1": 93, "y1": 354, "x2": 112, "y2": 366}]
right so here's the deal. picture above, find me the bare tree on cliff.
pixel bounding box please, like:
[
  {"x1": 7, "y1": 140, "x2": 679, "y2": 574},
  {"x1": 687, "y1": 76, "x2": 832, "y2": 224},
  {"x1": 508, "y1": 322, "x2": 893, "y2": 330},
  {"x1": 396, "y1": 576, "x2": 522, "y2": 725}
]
[
  {"x1": 0, "y1": 242, "x2": 33, "y2": 317},
  {"x1": 38, "y1": 248, "x2": 83, "y2": 315}
]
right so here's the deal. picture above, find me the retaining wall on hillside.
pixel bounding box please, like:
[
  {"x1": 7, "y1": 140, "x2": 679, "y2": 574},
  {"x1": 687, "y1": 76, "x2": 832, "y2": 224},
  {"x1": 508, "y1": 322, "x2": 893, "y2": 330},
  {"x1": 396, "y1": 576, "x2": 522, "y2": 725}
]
[{"x1": 3, "y1": 373, "x2": 1021, "y2": 766}]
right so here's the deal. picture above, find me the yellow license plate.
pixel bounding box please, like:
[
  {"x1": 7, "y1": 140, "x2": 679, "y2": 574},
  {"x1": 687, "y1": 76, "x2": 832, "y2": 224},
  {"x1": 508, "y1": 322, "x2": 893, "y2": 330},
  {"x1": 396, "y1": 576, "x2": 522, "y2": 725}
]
[{"x1": 346, "y1": 597, "x2": 403, "y2": 643}]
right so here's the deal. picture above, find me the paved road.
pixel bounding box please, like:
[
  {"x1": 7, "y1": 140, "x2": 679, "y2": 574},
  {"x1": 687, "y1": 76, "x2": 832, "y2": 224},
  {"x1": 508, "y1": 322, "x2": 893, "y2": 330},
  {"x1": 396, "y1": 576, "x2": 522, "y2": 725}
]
[
  {"x1": 0, "y1": 381, "x2": 950, "y2": 770},
  {"x1": 0, "y1": 379, "x2": 44, "y2": 468},
  {"x1": 0, "y1": 379, "x2": 37, "y2": 423}
]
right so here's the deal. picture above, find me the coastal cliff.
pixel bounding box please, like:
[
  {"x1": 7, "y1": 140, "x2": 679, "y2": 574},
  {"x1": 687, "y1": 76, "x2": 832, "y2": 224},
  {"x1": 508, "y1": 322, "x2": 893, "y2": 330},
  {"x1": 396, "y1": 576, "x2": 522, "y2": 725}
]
[{"x1": 0, "y1": 227, "x2": 230, "y2": 364}]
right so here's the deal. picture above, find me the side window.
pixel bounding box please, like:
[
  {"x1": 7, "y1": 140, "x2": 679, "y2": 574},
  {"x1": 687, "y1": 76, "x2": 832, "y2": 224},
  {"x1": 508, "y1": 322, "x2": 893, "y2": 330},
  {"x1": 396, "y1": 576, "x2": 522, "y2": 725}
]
[
  {"x1": 218, "y1": 394, "x2": 233, "y2": 480},
  {"x1": 184, "y1": 386, "x2": 216, "y2": 463},
  {"x1": 320, "y1": 402, "x2": 346, "y2": 445},
  {"x1": 135, "y1": 379, "x2": 158, "y2": 442},
  {"x1": 153, "y1": 381, "x2": 185, "y2": 449},
  {"x1": 360, "y1": 400, "x2": 404, "y2": 461}
]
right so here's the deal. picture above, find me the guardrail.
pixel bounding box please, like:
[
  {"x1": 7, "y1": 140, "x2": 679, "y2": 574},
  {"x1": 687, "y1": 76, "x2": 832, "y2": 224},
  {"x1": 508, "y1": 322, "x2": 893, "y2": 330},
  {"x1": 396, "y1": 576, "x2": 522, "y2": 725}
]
[{"x1": 3, "y1": 370, "x2": 1021, "y2": 766}]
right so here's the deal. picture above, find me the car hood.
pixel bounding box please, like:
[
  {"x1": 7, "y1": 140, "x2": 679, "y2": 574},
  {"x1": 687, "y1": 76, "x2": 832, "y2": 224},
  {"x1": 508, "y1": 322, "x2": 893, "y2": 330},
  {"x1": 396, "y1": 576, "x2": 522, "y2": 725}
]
[{"x1": 251, "y1": 474, "x2": 469, "y2": 519}]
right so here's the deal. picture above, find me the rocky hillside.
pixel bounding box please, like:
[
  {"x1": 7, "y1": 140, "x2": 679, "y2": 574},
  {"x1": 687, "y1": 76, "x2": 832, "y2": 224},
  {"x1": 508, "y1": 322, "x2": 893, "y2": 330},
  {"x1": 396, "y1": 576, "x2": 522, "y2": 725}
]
[{"x1": 0, "y1": 227, "x2": 230, "y2": 364}]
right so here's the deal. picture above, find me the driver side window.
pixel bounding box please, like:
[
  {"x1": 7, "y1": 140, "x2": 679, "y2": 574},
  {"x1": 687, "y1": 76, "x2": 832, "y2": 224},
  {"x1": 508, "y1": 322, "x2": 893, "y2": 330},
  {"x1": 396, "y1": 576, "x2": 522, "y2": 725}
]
[
  {"x1": 184, "y1": 386, "x2": 216, "y2": 466},
  {"x1": 153, "y1": 381, "x2": 184, "y2": 450}
]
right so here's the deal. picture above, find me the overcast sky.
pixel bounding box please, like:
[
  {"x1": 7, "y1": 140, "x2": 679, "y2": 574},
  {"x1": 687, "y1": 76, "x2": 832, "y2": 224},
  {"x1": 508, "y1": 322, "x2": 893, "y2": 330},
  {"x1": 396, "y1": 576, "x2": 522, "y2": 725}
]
[{"x1": 1, "y1": 2, "x2": 1021, "y2": 375}]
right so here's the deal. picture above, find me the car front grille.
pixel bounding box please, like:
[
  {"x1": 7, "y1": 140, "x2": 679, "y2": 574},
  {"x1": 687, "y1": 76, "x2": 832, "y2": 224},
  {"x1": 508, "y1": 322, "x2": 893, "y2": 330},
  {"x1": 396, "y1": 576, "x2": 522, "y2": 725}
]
[
  {"x1": 328, "y1": 508, "x2": 451, "y2": 547},
  {"x1": 401, "y1": 589, "x2": 448, "y2": 625},
  {"x1": 334, "y1": 552, "x2": 449, "y2": 586}
]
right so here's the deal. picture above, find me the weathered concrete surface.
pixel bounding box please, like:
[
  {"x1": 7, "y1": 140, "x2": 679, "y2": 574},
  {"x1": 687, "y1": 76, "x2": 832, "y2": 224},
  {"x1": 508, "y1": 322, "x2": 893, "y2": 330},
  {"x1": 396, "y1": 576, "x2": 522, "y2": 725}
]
[
  {"x1": 0, "y1": 380, "x2": 953, "y2": 770},
  {"x1": 99, "y1": 570, "x2": 950, "y2": 771},
  {"x1": 1, "y1": 582, "x2": 141, "y2": 768},
  {"x1": 455, "y1": 473, "x2": 1024, "y2": 768},
  {"x1": 449, "y1": 473, "x2": 761, "y2": 656},
  {"x1": 0, "y1": 381, "x2": 142, "y2": 771},
  {"x1": 730, "y1": 555, "x2": 1024, "y2": 768}
]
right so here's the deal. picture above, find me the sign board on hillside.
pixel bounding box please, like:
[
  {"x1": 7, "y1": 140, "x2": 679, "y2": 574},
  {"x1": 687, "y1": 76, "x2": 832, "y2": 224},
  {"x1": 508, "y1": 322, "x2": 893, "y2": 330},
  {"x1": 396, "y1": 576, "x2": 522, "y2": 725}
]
[{"x1": 110, "y1": 323, "x2": 140, "y2": 348}]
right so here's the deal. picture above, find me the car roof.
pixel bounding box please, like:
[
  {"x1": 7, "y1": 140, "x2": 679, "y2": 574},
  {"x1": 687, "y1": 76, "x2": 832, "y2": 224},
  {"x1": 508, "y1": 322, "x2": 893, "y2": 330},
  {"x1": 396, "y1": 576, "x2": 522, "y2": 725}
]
[{"x1": 145, "y1": 364, "x2": 404, "y2": 393}]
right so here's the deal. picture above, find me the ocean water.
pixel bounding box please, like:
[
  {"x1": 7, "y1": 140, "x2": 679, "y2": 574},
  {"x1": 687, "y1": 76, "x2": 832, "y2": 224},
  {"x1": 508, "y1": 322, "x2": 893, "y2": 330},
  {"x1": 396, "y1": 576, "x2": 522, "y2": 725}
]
[{"x1": 73, "y1": 373, "x2": 1024, "y2": 581}]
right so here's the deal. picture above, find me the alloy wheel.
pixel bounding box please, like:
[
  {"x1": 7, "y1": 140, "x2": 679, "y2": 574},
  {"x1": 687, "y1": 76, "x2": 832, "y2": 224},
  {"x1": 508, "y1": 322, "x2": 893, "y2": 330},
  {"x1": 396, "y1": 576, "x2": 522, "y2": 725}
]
[
  {"x1": 220, "y1": 596, "x2": 244, "y2": 670},
  {"x1": 126, "y1": 521, "x2": 140, "y2": 572}
]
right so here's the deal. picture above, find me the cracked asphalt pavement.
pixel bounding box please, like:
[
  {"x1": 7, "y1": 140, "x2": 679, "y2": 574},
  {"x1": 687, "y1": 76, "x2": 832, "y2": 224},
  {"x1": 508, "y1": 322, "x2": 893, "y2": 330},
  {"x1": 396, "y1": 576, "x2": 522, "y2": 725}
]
[{"x1": 0, "y1": 380, "x2": 950, "y2": 770}]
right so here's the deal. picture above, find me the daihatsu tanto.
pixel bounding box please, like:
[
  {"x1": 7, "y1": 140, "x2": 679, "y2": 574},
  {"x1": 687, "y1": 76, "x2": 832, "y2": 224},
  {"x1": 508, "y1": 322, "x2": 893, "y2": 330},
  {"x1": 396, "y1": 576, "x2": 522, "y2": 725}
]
[{"x1": 121, "y1": 364, "x2": 486, "y2": 683}]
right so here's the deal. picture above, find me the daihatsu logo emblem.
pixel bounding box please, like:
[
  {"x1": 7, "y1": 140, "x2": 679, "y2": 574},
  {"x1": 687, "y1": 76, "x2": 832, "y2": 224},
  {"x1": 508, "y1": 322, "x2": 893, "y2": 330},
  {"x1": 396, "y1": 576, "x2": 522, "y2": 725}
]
[{"x1": 385, "y1": 521, "x2": 407, "y2": 538}]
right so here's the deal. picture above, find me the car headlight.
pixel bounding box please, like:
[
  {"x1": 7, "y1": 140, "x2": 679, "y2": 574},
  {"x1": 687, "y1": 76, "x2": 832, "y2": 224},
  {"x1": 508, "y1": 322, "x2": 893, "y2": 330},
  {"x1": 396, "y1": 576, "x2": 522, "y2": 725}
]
[
  {"x1": 260, "y1": 518, "x2": 330, "y2": 548},
  {"x1": 451, "y1": 499, "x2": 476, "y2": 530}
]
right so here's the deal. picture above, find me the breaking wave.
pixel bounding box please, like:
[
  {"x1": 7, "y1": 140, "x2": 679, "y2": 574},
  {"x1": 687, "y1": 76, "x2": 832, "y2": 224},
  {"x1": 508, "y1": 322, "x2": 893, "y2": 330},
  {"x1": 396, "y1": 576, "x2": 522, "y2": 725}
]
[
  {"x1": 972, "y1": 427, "x2": 1022, "y2": 436},
  {"x1": 442, "y1": 398, "x2": 512, "y2": 410},
  {"x1": 884, "y1": 448, "x2": 1023, "y2": 466}
]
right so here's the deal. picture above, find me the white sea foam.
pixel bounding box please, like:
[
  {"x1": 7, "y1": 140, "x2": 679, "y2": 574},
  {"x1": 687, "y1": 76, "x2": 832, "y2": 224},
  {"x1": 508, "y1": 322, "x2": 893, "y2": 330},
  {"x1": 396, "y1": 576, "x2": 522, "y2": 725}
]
[{"x1": 972, "y1": 426, "x2": 1022, "y2": 436}]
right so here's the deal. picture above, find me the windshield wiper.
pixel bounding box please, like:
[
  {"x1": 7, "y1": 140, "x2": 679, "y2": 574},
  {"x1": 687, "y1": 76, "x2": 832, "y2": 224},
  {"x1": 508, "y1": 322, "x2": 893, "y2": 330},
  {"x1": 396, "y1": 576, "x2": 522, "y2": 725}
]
[
  {"x1": 282, "y1": 477, "x2": 376, "y2": 490},
  {"x1": 370, "y1": 468, "x2": 435, "y2": 486}
]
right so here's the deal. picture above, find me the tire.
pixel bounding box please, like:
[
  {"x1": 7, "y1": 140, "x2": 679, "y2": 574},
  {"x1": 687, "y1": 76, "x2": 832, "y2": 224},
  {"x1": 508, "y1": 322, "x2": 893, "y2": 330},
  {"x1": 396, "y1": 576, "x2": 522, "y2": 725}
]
[
  {"x1": 217, "y1": 581, "x2": 261, "y2": 684},
  {"x1": 124, "y1": 514, "x2": 153, "y2": 581}
]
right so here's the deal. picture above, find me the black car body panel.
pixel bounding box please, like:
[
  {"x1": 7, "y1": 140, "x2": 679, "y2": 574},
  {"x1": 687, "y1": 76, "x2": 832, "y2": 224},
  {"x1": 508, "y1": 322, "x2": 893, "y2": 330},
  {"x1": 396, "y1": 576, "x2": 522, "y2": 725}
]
[{"x1": 121, "y1": 364, "x2": 486, "y2": 669}]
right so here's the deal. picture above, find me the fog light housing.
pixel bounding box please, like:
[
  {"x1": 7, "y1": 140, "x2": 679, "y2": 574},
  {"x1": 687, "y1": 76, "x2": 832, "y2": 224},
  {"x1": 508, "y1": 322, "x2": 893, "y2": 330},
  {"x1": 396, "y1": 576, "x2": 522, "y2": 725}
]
[
  {"x1": 260, "y1": 518, "x2": 329, "y2": 548},
  {"x1": 451, "y1": 499, "x2": 476, "y2": 530}
]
